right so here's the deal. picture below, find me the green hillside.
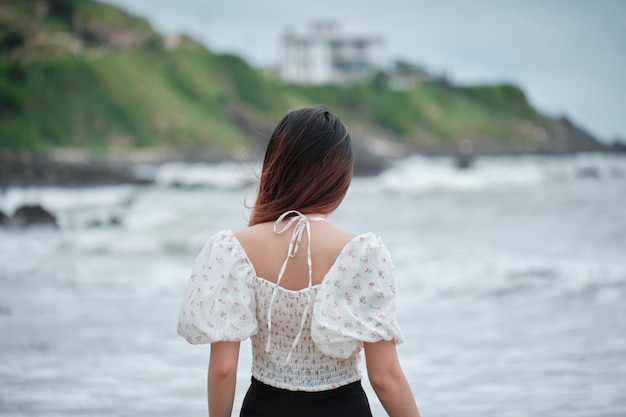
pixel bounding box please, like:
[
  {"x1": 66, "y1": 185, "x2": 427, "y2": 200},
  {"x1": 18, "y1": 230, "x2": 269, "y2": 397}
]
[{"x1": 0, "y1": 0, "x2": 602, "y2": 158}]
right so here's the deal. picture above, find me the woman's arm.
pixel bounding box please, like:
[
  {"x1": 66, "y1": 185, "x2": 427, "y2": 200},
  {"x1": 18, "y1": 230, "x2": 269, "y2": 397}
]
[
  {"x1": 364, "y1": 340, "x2": 421, "y2": 417},
  {"x1": 207, "y1": 341, "x2": 241, "y2": 417}
]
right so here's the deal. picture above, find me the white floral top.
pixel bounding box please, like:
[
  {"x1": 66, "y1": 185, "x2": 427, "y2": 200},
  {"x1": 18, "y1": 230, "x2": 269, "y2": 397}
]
[{"x1": 177, "y1": 214, "x2": 403, "y2": 391}]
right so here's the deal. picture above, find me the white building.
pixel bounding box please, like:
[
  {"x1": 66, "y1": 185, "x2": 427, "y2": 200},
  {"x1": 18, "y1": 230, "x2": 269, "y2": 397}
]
[{"x1": 281, "y1": 22, "x2": 384, "y2": 84}]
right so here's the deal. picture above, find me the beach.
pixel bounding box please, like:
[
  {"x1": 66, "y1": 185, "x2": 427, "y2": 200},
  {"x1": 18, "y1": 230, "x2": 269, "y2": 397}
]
[{"x1": 1, "y1": 152, "x2": 625, "y2": 416}]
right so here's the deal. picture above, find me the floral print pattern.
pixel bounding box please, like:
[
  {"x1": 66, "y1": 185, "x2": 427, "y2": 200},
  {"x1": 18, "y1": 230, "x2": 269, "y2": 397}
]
[{"x1": 177, "y1": 230, "x2": 403, "y2": 391}]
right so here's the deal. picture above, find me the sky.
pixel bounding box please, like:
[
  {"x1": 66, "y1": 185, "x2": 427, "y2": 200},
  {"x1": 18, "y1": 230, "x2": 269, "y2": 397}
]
[{"x1": 104, "y1": 0, "x2": 626, "y2": 143}]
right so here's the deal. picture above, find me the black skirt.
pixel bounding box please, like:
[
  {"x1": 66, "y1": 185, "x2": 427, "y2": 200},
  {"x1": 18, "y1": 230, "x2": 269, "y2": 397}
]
[{"x1": 240, "y1": 377, "x2": 373, "y2": 417}]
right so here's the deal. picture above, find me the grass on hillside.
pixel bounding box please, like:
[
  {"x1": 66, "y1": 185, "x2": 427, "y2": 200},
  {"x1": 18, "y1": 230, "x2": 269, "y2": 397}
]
[
  {"x1": 288, "y1": 81, "x2": 548, "y2": 147},
  {"x1": 0, "y1": 43, "x2": 279, "y2": 152},
  {"x1": 0, "y1": 0, "x2": 552, "y2": 154}
]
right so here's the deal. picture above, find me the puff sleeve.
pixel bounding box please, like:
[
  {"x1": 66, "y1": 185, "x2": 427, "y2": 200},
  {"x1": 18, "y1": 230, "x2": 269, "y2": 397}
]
[
  {"x1": 177, "y1": 231, "x2": 257, "y2": 344},
  {"x1": 311, "y1": 233, "x2": 404, "y2": 359}
]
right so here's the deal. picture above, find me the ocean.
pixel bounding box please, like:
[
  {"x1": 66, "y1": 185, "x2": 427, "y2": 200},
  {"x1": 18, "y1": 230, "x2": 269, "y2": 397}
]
[{"x1": 1, "y1": 152, "x2": 625, "y2": 416}]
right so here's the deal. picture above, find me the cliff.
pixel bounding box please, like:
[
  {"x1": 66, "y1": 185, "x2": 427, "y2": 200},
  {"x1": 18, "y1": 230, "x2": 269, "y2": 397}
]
[{"x1": 0, "y1": 0, "x2": 613, "y2": 186}]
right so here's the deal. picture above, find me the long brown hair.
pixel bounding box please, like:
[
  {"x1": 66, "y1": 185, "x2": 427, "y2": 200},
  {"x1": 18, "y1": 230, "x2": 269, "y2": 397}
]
[{"x1": 249, "y1": 107, "x2": 353, "y2": 226}]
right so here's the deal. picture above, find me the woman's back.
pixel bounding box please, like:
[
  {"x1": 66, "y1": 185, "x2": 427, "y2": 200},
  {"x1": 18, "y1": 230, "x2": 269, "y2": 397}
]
[
  {"x1": 237, "y1": 217, "x2": 364, "y2": 391},
  {"x1": 232, "y1": 218, "x2": 356, "y2": 291}
]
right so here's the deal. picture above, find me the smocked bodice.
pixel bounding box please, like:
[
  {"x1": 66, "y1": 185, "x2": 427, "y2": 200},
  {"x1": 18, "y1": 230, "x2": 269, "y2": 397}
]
[{"x1": 251, "y1": 277, "x2": 360, "y2": 390}]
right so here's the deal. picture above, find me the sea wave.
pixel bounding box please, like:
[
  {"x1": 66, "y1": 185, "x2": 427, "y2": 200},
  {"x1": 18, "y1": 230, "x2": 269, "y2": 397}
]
[
  {"x1": 351, "y1": 152, "x2": 626, "y2": 193},
  {"x1": 393, "y1": 243, "x2": 626, "y2": 300},
  {"x1": 152, "y1": 161, "x2": 259, "y2": 189}
]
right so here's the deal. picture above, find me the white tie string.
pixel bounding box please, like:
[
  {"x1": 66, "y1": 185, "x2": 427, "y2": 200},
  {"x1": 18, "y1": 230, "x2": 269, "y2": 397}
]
[{"x1": 264, "y1": 210, "x2": 327, "y2": 361}]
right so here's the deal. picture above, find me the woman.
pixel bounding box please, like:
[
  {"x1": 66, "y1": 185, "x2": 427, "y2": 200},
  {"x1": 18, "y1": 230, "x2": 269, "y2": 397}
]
[{"x1": 177, "y1": 107, "x2": 420, "y2": 417}]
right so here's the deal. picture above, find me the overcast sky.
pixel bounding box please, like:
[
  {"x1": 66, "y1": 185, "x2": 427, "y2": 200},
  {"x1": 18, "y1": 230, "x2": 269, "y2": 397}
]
[{"x1": 104, "y1": 0, "x2": 626, "y2": 143}]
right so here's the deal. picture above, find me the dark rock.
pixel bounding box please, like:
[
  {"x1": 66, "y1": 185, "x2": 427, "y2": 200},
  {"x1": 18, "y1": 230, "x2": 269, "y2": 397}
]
[
  {"x1": 609, "y1": 139, "x2": 626, "y2": 153},
  {"x1": 109, "y1": 216, "x2": 122, "y2": 227},
  {"x1": 352, "y1": 141, "x2": 388, "y2": 177},
  {"x1": 455, "y1": 153, "x2": 473, "y2": 169},
  {"x1": 576, "y1": 166, "x2": 600, "y2": 179},
  {"x1": 0, "y1": 210, "x2": 9, "y2": 226},
  {"x1": 85, "y1": 219, "x2": 103, "y2": 228},
  {"x1": 12, "y1": 205, "x2": 58, "y2": 227},
  {"x1": 82, "y1": 215, "x2": 123, "y2": 228},
  {"x1": 454, "y1": 139, "x2": 474, "y2": 170}
]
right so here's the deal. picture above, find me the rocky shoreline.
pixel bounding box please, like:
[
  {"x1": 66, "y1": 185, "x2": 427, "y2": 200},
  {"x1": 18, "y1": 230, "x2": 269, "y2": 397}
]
[
  {"x1": 2, "y1": 144, "x2": 624, "y2": 229},
  {"x1": 0, "y1": 144, "x2": 391, "y2": 188},
  {"x1": 0, "y1": 150, "x2": 151, "y2": 188},
  {"x1": 0, "y1": 204, "x2": 58, "y2": 228},
  {"x1": 1, "y1": 130, "x2": 625, "y2": 189}
]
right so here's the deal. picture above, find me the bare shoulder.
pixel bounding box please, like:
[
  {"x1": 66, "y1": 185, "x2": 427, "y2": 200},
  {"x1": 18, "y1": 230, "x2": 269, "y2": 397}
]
[
  {"x1": 232, "y1": 222, "x2": 270, "y2": 237},
  {"x1": 311, "y1": 221, "x2": 358, "y2": 253},
  {"x1": 231, "y1": 222, "x2": 274, "y2": 245},
  {"x1": 231, "y1": 221, "x2": 359, "y2": 285},
  {"x1": 232, "y1": 221, "x2": 357, "y2": 251}
]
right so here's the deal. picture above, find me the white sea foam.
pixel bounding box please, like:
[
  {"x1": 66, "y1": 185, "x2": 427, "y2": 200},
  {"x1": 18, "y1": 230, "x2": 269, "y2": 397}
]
[
  {"x1": 153, "y1": 161, "x2": 259, "y2": 189},
  {"x1": 0, "y1": 185, "x2": 135, "y2": 213},
  {"x1": 0, "y1": 185, "x2": 135, "y2": 229},
  {"x1": 350, "y1": 152, "x2": 626, "y2": 194}
]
